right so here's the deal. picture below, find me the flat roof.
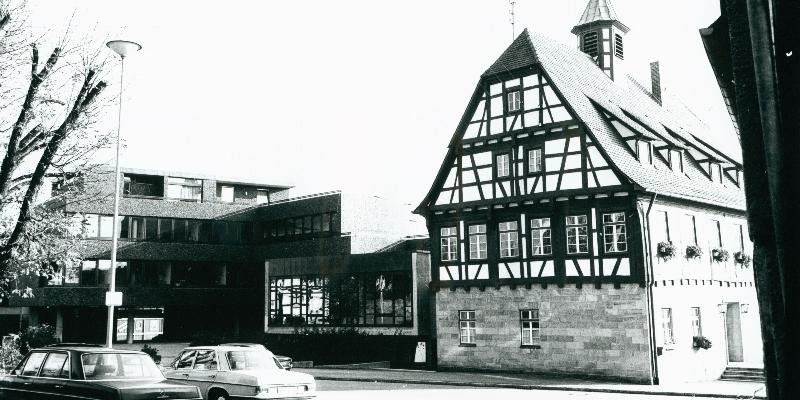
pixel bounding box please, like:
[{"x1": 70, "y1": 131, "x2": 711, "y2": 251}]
[{"x1": 118, "y1": 166, "x2": 293, "y2": 189}]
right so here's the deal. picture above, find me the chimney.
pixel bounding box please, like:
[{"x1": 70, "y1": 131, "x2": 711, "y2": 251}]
[{"x1": 650, "y1": 61, "x2": 662, "y2": 105}]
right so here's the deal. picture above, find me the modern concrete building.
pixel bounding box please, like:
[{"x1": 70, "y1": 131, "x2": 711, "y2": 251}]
[
  {"x1": 415, "y1": 0, "x2": 762, "y2": 383},
  {"x1": 4, "y1": 168, "x2": 428, "y2": 345}
]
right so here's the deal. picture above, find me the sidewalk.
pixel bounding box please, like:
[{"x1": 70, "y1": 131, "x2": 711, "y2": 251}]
[{"x1": 297, "y1": 367, "x2": 766, "y2": 399}]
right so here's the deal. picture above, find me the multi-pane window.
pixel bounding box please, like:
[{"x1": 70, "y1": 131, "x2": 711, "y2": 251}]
[
  {"x1": 661, "y1": 308, "x2": 674, "y2": 344},
  {"x1": 602, "y1": 212, "x2": 627, "y2": 253},
  {"x1": 530, "y1": 218, "x2": 552, "y2": 255},
  {"x1": 528, "y1": 148, "x2": 542, "y2": 174},
  {"x1": 459, "y1": 310, "x2": 476, "y2": 345},
  {"x1": 440, "y1": 227, "x2": 458, "y2": 262},
  {"x1": 507, "y1": 90, "x2": 521, "y2": 113},
  {"x1": 468, "y1": 224, "x2": 487, "y2": 260},
  {"x1": 496, "y1": 153, "x2": 510, "y2": 178},
  {"x1": 520, "y1": 309, "x2": 541, "y2": 347},
  {"x1": 167, "y1": 177, "x2": 202, "y2": 201},
  {"x1": 566, "y1": 215, "x2": 589, "y2": 254},
  {"x1": 499, "y1": 221, "x2": 519, "y2": 258},
  {"x1": 690, "y1": 307, "x2": 702, "y2": 337}
]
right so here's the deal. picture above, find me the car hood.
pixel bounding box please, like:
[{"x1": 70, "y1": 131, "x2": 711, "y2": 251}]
[{"x1": 230, "y1": 369, "x2": 315, "y2": 386}]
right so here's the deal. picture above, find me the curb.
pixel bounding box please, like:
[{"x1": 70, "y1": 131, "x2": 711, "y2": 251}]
[{"x1": 314, "y1": 375, "x2": 767, "y2": 399}]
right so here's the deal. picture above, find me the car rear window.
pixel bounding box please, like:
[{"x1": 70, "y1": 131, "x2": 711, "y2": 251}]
[
  {"x1": 82, "y1": 353, "x2": 163, "y2": 380},
  {"x1": 226, "y1": 351, "x2": 279, "y2": 370}
]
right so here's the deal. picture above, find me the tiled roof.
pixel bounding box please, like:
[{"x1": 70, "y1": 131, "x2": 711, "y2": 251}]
[
  {"x1": 483, "y1": 29, "x2": 538, "y2": 77},
  {"x1": 576, "y1": 0, "x2": 620, "y2": 26},
  {"x1": 525, "y1": 31, "x2": 746, "y2": 210}
]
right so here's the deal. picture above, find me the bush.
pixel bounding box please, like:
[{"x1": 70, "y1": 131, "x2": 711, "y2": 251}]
[
  {"x1": 712, "y1": 248, "x2": 730, "y2": 263},
  {"x1": 733, "y1": 251, "x2": 752, "y2": 267},
  {"x1": 692, "y1": 335, "x2": 712, "y2": 350},
  {"x1": 657, "y1": 241, "x2": 677, "y2": 260},
  {"x1": 685, "y1": 245, "x2": 703, "y2": 259},
  {"x1": 0, "y1": 335, "x2": 23, "y2": 373},
  {"x1": 18, "y1": 324, "x2": 59, "y2": 354},
  {"x1": 189, "y1": 330, "x2": 232, "y2": 346},
  {"x1": 141, "y1": 344, "x2": 161, "y2": 364}
]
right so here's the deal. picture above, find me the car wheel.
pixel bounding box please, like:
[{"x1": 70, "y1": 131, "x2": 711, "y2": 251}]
[{"x1": 208, "y1": 389, "x2": 229, "y2": 400}]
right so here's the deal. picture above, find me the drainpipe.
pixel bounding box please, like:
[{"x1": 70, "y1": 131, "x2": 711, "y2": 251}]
[{"x1": 639, "y1": 192, "x2": 660, "y2": 384}]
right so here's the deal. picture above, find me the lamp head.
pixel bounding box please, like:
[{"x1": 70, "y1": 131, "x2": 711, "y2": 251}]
[{"x1": 106, "y1": 40, "x2": 142, "y2": 58}]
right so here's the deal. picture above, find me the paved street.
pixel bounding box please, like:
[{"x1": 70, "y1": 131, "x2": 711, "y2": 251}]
[{"x1": 317, "y1": 380, "x2": 739, "y2": 400}]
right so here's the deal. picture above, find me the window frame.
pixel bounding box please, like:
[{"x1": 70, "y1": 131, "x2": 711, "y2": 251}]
[
  {"x1": 439, "y1": 226, "x2": 459, "y2": 262},
  {"x1": 526, "y1": 147, "x2": 543, "y2": 175},
  {"x1": 495, "y1": 152, "x2": 511, "y2": 179},
  {"x1": 467, "y1": 224, "x2": 487, "y2": 261},
  {"x1": 498, "y1": 221, "x2": 520, "y2": 259},
  {"x1": 601, "y1": 211, "x2": 628, "y2": 254},
  {"x1": 661, "y1": 308, "x2": 674, "y2": 345},
  {"x1": 458, "y1": 310, "x2": 477, "y2": 346},
  {"x1": 529, "y1": 217, "x2": 552, "y2": 256},
  {"x1": 505, "y1": 87, "x2": 522, "y2": 114},
  {"x1": 520, "y1": 309, "x2": 541, "y2": 348},
  {"x1": 690, "y1": 307, "x2": 702, "y2": 337},
  {"x1": 565, "y1": 215, "x2": 589, "y2": 255},
  {"x1": 38, "y1": 351, "x2": 71, "y2": 379}
]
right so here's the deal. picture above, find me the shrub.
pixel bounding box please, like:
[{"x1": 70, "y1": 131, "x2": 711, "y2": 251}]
[
  {"x1": 189, "y1": 330, "x2": 231, "y2": 346},
  {"x1": 141, "y1": 344, "x2": 161, "y2": 364},
  {"x1": 685, "y1": 245, "x2": 703, "y2": 260},
  {"x1": 18, "y1": 324, "x2": 59, "y2": 354},
  {"x1": 733, "y1": 251, "x2": 752, "y2": 267},
  {"x1": 657, "y1": 241, "x2": 677, "y2": 260},
  {"x1": 0, "y1": 335, "x2": 23, "y2": 373},
  {"x1": 712, "y1": 248, "x2": 730, "y2": 263},
  {"x1": 692, "y1": 335, "x2": 712, "y2": 350}
]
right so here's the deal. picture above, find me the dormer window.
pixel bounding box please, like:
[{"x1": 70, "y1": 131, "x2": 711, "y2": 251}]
[
  {"x1": 669, "y1": 149, "x2": 683, "y2": 173},
  {"x1": 506, "y1": 90, "x2": 521, "y2": 113},
  {"x1": 636, "y1": 140, "x2": 652, "y2": 165},
  {"x1": 709, "y1": 163, "x2": 723, "y2": 183},
  {"x1": 614, "y1": 34, "x2": 624, "y2": 59},
  {"x1": 582, "y1": 32, "x2": 598, "y2": 58}
]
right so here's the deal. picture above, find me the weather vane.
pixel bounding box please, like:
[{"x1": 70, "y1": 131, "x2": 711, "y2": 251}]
[{"x1": 509, "y1": 0, "x2": 517, "y2": 40}]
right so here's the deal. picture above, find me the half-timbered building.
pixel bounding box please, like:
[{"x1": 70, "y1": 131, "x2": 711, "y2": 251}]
[{"x1": 416, "y1": 0, "x2": 763, "y2": 384}]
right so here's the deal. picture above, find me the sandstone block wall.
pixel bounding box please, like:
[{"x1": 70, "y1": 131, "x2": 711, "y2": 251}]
[{"x1": 435, "y1": 284, "x2": 653, "y2": 383}]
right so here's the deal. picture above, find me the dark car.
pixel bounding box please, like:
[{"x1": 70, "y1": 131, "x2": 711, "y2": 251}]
[{"x1": 0, "y1": 345, "x2": 202, "y2": 400}]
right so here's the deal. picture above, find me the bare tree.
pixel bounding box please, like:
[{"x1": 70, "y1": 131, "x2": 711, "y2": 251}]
[{"x1": 0, "y1": 0, "x2": 114, "y2": 298}]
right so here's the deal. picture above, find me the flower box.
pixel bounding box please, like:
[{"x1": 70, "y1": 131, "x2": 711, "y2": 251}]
[
  {"x1": 692, "y1": 335, "x2": 712, "y2": 350},
  {"x1": 685, "y1": 245, "x2": 703, "y2": 260},
  {"x1": 733, "y1": 251, "x2": 752, "y2": 267},
  {"x1": 712, "y1": 248, "x2": 729, "y2": 263},
  {"x1": 657, "y1": 241, "x2": 677, "y2": 260}
]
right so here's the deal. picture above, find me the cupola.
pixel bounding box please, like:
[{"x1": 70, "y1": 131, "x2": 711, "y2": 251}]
[{"x1": 571, "y1": 0, "x2": 630, "y2": 81}]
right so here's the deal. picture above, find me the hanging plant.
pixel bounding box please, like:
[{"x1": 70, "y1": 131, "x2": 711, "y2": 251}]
[
  {"x1": 657, "y1": 241, "x2": 677, "y2": 260},
  {"x1": 712, "y1": 248, "x2": 730, "y2": 262},
  {"x1": 685, "y1": 245, "x2": 703, "y2": 260},
  {"x1": 733, "y1": 251, "x2": 752, "y2": 267},
  {"x1": 692, "y1": 335, "x2": 712, "y2": 350}
]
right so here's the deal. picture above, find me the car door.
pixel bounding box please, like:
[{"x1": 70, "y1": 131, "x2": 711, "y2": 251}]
[
  {"x1": 4, "y1": 351, "x2": 47, "y2": 400},
  {"x1": 187, "y1": 349, "x2": 217, "y2": 397},
  {"x1": 34, "y1": 351, "x2": 71, "y2": 400},
  {"x1": 166, "y1": 350, "x2": 197, "y2": 384}
]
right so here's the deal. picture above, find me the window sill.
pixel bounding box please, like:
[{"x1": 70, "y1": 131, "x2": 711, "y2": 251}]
[
  {"x1": 520, "y1": 345, "x2": 541, "y2": 349},
  {"x1": 459, "y1": 343, "x2": 476, "y2": 347}
]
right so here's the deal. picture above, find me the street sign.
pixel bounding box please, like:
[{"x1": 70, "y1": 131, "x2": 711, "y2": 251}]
[{"x1": 105, "y1": 291, "x2": 123, "y2": 306}]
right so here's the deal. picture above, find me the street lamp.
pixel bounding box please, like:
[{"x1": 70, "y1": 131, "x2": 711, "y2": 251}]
[{"x1": 105, "y1": 40, "x2": 141, "y2": 348}]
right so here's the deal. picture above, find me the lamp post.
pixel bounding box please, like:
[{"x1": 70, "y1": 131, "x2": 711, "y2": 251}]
[{"x1": 105, "y1": 40, "x2": 141, "y2": 348}]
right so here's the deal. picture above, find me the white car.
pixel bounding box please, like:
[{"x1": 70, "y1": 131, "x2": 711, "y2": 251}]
[{"x1": 163, "y1": 344, "x2": 315, "y2": 400}]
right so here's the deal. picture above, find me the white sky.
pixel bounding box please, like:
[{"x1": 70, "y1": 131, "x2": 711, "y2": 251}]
[{"x1": 27, "y1": 0, "x2": 737, "y2": 207}]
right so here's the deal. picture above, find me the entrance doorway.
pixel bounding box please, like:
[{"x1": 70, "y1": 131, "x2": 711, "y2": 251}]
[{"x1": 725, "y1": 303, "x2": 744, "y2": 362}]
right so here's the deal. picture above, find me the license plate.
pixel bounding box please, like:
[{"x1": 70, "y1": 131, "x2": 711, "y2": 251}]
[{"x1": 277, "y1": 386, "x2": 300, "y2": 394}]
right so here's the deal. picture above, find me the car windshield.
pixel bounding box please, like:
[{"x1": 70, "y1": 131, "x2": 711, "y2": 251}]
[
  {"x1": 81, "y1": 353, "x2": 163, "y2": 380},
  {"x1": 225, "y1": 351, "x2": 279, "y2": 370}
]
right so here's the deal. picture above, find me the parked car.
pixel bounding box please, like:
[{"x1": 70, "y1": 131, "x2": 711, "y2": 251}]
[
  {"x1": 0, "y1": 344, "x2": 202, "y2": 399},
  {"x1": 162, "y1": 344, "x2": 315, "y2": 400},
  {"x1": 219, "y1": 343, "x2": 293, "y2": 370}
]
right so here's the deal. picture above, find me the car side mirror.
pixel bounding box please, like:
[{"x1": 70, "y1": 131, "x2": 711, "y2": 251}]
[{"x1": 207, "y1": 361, "x2": 218, "y2": 370}]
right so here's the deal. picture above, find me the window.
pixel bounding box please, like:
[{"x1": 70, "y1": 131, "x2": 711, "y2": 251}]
[
  {"x1": 653, "y1": 210, "x2": 670, "y2": 244},
  {"x1": 520, "y1": 309, "x2": 541, "y2": 347},
  {"x1": 684, "y1": 214, "x2": 698, "y2": 245},
  {"x1": 98, "y1": 216, "x2": 115, "y2": 238},
  {"x1": 530, "y1": 218, "x2": 552, "y2": 255},
  {"x1": 256, "y1": 189, "x2": 270, "y2": 205},
  {"x1": 468, "y1": 224, "x2": 487, "y2": 260},
  {"x1": 691, "y1": 307, "x2": 702, "y2": 337},
  {"x1": 602, "y1": 212, "x2": 627, "y2": 253},
  {"x1": 40, "y1": 352, "x2": 70, "y2": 378},
  {"x1": 174, "y1": 351, "x2": 197, "y2": 370},
  {"x1": 83, "y1": 214, "x2": 99, "y2": 237},
  {"x1": 496, "y1": 153, "x2": 510, "y2": 178},
  {"x1": 566, "y1": 215, "x2": 589, "y2": 254},
  {"x1": 507, "y1": 90, "x2": 521, "y2": 113},
  {"x1": 440, "y1": 227, "x2": 458, "y2": 262},
  {"x1": 661, "y1": 308, "x2": 674, "y2": 344},
  {"x1": 21, "y1": 352, "x2": 47, "y2": 376},
  {"x1": 614, "y1": 33, "x2": 624, "y2": 59},
  {"x1": 218, "y1": 185, "x2": 234, "y2": 202},
  {"x1": 528, "y1": 148, "x2": 542, "y2": 174},
  {"x1": 192, "y1": 350, "x2": 216, "y2": 370},
  {"x1": 710, "y1": 219, "x2": 722, "y2": 247},
  {"x1": 459, "y1": 310, "x2": 476, "y2": 345},
  {"x1": 736, "y1": 224, "x2": 745, "y2": 252},
  {"x1": 583, "y1": 32, "x2": 598, "y2": 58},
  {"x1": 670, "y1": 150, "x2": 683, "y2": 172},
  {"x1": 637, "y1": 140, "x2": 652, "y2": 164},
  {"x1": 116, "y1": 317, "x2": 164, "y2": 341},
  {"x1": 167, "y1": 177, "x2": 202, "y2": 201},
  {"x1": 499, "y1": 221, "x2": 519, "y2": 258}
]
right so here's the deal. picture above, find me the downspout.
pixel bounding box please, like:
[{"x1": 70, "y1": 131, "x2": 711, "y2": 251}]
[{"x1": 638, "y1": 192, "x2": 659, "y2": 384}]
